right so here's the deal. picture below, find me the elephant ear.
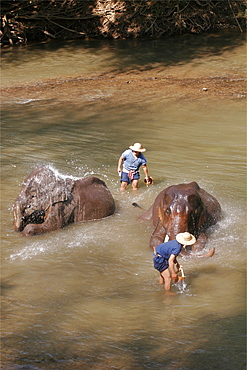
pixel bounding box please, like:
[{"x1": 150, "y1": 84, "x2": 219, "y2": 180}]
[
  {"x1": 197, "y1": 186, "x2": 222, "y2": 223},
  {"x1": 24, "y1": 166, "x2": 74, "y2": 210}
]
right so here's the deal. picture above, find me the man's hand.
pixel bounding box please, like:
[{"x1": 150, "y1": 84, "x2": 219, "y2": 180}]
[{"x1": 172, "y1": 273, "x2": 178, "y2": 282}]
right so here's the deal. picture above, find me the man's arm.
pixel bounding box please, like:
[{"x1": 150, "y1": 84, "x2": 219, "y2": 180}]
[
  {"x1": 117, "y1": 155, "x2": 123, "y2": 173},
  {"x1": 142, "y1": 164, "x2": 149, "y2": 179},
  {"x1": 168, "y1": 254, "x2": 178, "y2": 281}
]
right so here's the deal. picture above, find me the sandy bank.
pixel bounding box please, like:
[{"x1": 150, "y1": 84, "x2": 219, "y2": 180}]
[{"x1": 1, "y1": 71, "x2": 246, "y2": 105}]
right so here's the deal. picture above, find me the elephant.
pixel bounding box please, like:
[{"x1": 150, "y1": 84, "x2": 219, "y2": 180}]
[
  {"x1": 140, "y1": 181, "x2": 221, "y2": 257},
  {"x1": 13, "y1": 165, "x2": 115, "y2": 236}
]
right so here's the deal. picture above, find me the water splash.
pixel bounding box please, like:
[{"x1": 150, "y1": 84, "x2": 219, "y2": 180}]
[
  {"x1": 175, "y1": 279, "x2": 188, "y2": 293},
  {"x1": 8, "y1": 216, "x2": 116, "y2": 261},
  {"x1": 175, "y1": 265, "x2": 188, "y2": 293},
  {"x1": 9, "y1": 242, "x2": 48, "y2": 260},
  {"x1": 9, "y1": 98, "x2": 42, "y2": 105}
]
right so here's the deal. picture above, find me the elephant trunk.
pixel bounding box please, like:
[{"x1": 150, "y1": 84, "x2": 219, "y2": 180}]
[
  {"x1": 166, "y1": 212, "x2": 203, "y2": 241},
  {"x1": 165, "y1": 214, "x2": 189, "y2": 241},
  {"x1": 13, "y1": 201, "x2": 24, "y2": 231}
]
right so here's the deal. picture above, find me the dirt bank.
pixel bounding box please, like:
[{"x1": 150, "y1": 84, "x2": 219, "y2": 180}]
[{"x1": 1, "y1": 70, "x2": 246, "y2": 105}]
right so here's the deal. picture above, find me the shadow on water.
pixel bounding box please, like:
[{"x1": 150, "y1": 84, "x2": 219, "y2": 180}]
[
  {"x1": 1, "y1": 30, "x2": 246, "y2": 73},
  {"x1": 1, "y1": 220, "x2": 246, "y2": 369},
  {"x1": 95, "y1": 31, "x2": 247, "y2": 73},
  {"x1": 1, "y1": 270, "x2": 246, "y2": 370}
]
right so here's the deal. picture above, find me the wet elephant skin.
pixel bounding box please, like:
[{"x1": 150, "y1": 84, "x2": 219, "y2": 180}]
[
  {"x1": 141, "y1": 181, "x2": 221, "y2": 255},
  {"x1": 13, "y1": 166, "x2": 115, "y2": 236}
]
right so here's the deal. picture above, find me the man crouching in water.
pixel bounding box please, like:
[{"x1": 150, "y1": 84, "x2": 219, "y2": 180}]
[{"x1": 153, "y1": 232, "x2": 196, "y2": 292}]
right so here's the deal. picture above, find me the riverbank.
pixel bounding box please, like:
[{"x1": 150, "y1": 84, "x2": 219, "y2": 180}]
[
  {"x1": 1, "y1": 0, "x2": 246, "y2": 46},
  {"x1": 1, "y1": 71, "x2": 246, "y2": 105}
]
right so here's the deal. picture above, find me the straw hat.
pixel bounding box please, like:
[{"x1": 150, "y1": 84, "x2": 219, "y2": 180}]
[
  {"x1": 176, "y1": 232, "x2": 196, "y2": 246},
  {"x1": 129, "y1": 143, "x2": 146, "y2": 152}
]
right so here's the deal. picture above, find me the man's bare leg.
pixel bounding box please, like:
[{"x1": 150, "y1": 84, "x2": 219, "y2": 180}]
[
  {"x1": 132, "y1": 179, "x2": 139, "y2": 190},
  {"x1": 159, "y1": 273, "x2": 165, "y2": 285},
  {"x1": 160, "y1": 268, "x2": 172, "y2": 291},
  {"x1": 120, "y1": 181, "x2": 128, "y2": 192}
]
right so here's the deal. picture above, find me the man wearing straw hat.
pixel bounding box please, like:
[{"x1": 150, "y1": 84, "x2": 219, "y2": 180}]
[
  {"x1": 153, "y1": 232, "x2": 196, "y2": 292},
  {"x1": 117, "y1": 142, "x2": 151, "y2": 191}
]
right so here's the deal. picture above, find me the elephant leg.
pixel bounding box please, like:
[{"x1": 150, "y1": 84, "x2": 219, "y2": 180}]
[{"x1": 150, "y1": 221, "x2": 168, "y2": 250}]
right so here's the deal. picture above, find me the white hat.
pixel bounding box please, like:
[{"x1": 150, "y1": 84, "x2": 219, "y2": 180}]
[
  {"x1": 176, "y1": 232, "x2": 196, "y2": 246},
  {"x1": 129, "y1": 143, "x2": 146, "y2": 152}
]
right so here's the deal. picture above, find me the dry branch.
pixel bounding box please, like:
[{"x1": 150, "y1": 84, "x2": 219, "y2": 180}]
[{"x1": 1, "y1": 0, "x2": 246, "y2": 46}]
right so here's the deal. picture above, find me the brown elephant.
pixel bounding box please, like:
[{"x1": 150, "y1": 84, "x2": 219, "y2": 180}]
[
  {"x1": 13, "y1": 166, "x2": 115, "y2": 236},
  {"x1": 140, "y1": 181, "x2": 221, "y2": 257}
]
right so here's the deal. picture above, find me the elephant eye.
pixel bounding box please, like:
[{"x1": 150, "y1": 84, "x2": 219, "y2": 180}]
[{"x1": 165, "y1": 208, "x2": 170, "y2": 214}]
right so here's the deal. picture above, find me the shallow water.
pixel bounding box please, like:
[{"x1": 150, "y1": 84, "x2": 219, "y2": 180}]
[
  {"x1": 1, "y1": 32, "x2": 246, "y2": 369},
  {"x1": 1, "y1": 31, "x2": 246, "y2": 87}
]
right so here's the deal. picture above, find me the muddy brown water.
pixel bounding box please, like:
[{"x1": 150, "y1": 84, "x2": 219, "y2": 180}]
[{"x1": 1, "y1": 31, "x2": 246, "y2": 369}]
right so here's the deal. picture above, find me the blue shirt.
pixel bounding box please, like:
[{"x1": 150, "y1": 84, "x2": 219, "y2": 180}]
[
  {"x1": 122, "y1": 149, "x2": 147, "y2": 172},
  {"x1": 155, "y1": 239, "x2": 182, "y2": 259}
]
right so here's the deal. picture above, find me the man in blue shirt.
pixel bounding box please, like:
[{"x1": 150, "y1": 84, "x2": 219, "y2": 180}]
[
  {"x1": 117, "y1": 142, "x2": 151, "y2": 191},
  {"x1": 153, "y1": 232, "x2": 196, "y2": 292}
]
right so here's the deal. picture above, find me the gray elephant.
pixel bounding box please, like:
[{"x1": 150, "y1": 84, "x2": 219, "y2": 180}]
[
  {"x1": 140, "y1": 181, "x2": 222, "y2": 257},
  {"x1": 13, "y1": 166, "x2": 115, "y2": 236}
]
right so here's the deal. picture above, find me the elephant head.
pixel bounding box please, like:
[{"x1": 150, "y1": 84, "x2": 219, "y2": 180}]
[
  {"x1": 13, "y1": 166, "x2": 74, "y2": 233},
  {"x1": 155, "y1": 183, "x2": 208, "y2": 239},
  {"x1": 143, "y1": 182, "x2": 221, "y2": 254}
]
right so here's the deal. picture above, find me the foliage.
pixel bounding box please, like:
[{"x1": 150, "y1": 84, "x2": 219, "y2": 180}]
[{"x1": 1, "y1": 0, "x2": 246, "y2": 46}]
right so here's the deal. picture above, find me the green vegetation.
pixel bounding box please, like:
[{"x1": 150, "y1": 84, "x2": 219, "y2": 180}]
[{"x1": 1, "y1": 0, "x2": 246, "y2": 46}]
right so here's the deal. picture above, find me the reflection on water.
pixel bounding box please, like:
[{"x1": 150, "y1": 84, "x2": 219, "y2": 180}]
[
  {"x1": 1, "y1": 30, "x2": 246, "y2": 87},
  {"x1": 1, "y1": 32, "x2": 246, "y2": 369}
]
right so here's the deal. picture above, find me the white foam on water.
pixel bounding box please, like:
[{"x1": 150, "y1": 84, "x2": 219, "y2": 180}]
[
  {"x1": 175, "y1": 280, "x2": 188, "y2": 293},
  {"x1": 9, "y1": 242, "x2": 48, "y2": 260},
  {"x1": 8, "y1": 215, "x2": 116, "y2": 261},
  {"x1": 8, "y1": 98, "x2": 42, "y2": 105}
]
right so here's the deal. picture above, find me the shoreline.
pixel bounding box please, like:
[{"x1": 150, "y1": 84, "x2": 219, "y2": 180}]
[{"x1": 1, "y1": 72, "x2": 246, "y2": 105}]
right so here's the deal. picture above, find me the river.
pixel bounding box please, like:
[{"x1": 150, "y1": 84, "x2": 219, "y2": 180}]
[{"x1": 1, "y1": 31, "x2": 246, "y2": 369}]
